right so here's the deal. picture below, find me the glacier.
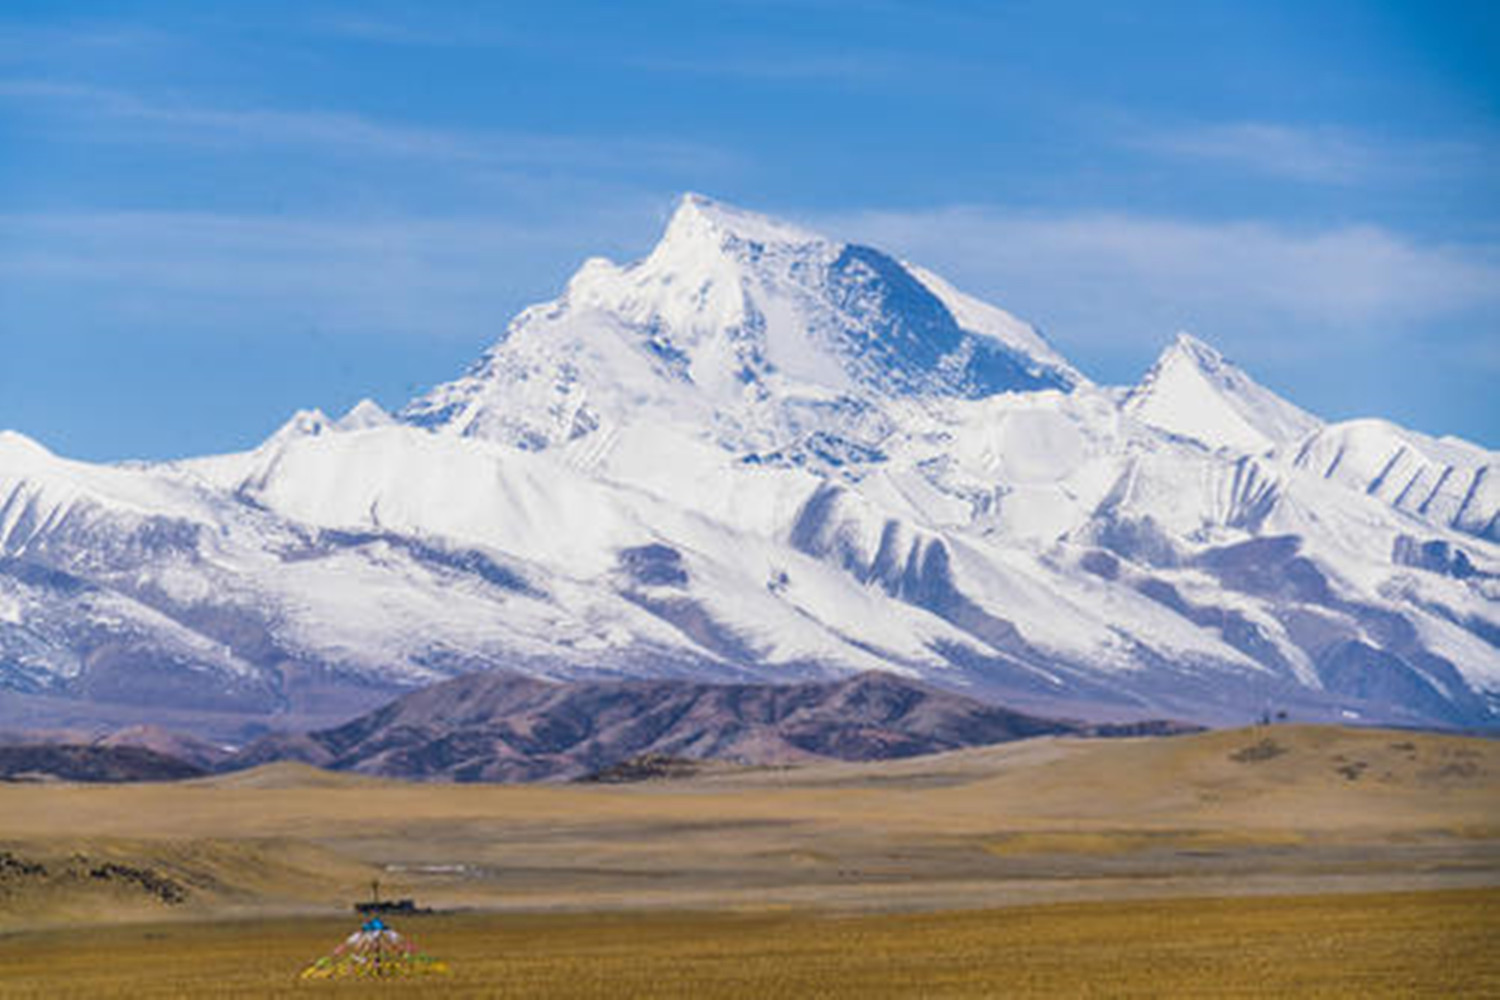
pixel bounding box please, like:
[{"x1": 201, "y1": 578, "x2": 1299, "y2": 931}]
[{"x1": 1, "y1": 194, "x2": 1496, "y2": 738}]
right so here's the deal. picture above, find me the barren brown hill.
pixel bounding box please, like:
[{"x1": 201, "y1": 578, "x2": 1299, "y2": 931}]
[
  {"x1": 227, "y1": 670, "x2": 1119, "y2": 781},
  {"x1": 0, "y1": 743, "x2": 206, "y2": 783},
  {"x1": 94, "y1": 725, "x2": 234, "y2": 771}
]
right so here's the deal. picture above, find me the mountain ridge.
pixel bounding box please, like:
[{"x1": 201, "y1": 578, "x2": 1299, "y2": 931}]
[{"x1": 1, "y1": 194, "x2": 1496, "y2": 737}]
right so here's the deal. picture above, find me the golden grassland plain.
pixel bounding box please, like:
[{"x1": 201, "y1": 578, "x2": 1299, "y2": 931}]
[
  {"x1": 1, "y1": 724, "x2": 1495, "y2": 925},
  {"x1": 0, "y1": 725, "x2": 1495, "y2": 994},
  {"x1": 0, "y1": 889, "x2": 1495, "y2": 998}
]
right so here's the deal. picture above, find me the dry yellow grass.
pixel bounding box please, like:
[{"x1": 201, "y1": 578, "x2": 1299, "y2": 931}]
[
  {"x1": 0, "y1": 889, "x2": 1494, "y2": 999},
  {"x1": 982, "y1": 828, "x2": 1308, "y2": 856},
  {"x1": 0, "y1": 725, "x2": 1494, "y2": 928}
]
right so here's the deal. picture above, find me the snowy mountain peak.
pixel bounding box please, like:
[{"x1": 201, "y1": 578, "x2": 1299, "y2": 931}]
[
  {"x1": 400, "y1": 194, "x2": 1080, "y2": 453},
  {"x1": 558, "y1": 194, "x2": 816, "y2": 345},
  {"x1": 655, "y1": 193, "x2": 824, "y2": 258},
  {"x1": 1125, "y1": 332, "x2": 1320, "y2": 453},
  {"x1": 1164, "y1": 331, "x2": 1226, "y2": 369}
]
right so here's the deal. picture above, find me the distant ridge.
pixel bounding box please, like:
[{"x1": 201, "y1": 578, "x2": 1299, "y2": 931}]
[
  {"x1": 228, "y1": 671, "x2": 1186, "y2": 783},
  {"x1": 0, "y1": 743, "x2": 206, "y2": 783}
]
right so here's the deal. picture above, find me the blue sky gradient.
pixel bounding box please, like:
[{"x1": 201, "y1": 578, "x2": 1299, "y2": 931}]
[{"x1": 1, "y1": 1, "x2": 1496, "y2": 459}]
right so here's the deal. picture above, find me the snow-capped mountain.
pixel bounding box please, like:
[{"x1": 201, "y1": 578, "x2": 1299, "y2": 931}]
[{"x1": 2, "y1": 195, "x2": 1496, "y2": 739}]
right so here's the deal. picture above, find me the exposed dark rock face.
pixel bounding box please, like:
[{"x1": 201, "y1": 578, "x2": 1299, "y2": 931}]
[
  {"x1": 827, "y1": 244, "x2": 1074, "y2": 397},
  {"x1": 619, "y1": 544, "x2": 690, "y2": 587},
  {"x1": 1195, "y1": 536, "x2": 1332, "y2": 605},
  {"x1": 1392, "y1": 535, "x2": 1483, "y2": 579},
  {"x1": 1314, "y1": 641, "x2": 1463, "y2": 725}
]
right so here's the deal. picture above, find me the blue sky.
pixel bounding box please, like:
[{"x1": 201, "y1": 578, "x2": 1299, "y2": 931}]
[{"x1": 1, "y1": 0, "x2": 1496, "y2": 460}]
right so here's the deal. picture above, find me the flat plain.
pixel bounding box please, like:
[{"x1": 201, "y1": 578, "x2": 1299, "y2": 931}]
[
  {"x1": 1, "y1": 890, "x2": 1496, "y2": 998},
  {"x1": 0, "y1": 725, "x2": 1496, "y2": 995}
]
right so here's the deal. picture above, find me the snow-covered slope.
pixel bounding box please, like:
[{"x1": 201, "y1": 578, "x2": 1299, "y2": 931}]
[
  {"x1": 1, "y1": 195, "x2": 1496, "y2": 738},
  {"x1": 1282, "y1": 419, "x2": 1499, "y2": 542}
]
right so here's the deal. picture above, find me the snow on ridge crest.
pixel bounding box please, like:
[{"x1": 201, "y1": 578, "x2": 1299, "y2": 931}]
[
  {"x1": 0, "y1": 429, "x2": 52, "y2": 460},
  {"x1": 1165, "y1": 331, "x2": 1226, "y2": 366},
  {"x1": 658, "y1": 192, "x2": 826, "y2": 253},
  {"x1": 564, "y1": 193, "x2": 837, "y2": 342},
  {"x1": 1283, "y1": 417, "x2": 1500, "y2": 541}
]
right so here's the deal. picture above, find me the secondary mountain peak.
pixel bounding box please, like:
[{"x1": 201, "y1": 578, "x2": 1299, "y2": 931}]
[
  {"x1": 1125, "y1": 332, "x2": 1320, "y2": 453},
  {"x1": 335, "y1": 399, "x2": 393, "y2": 432}
]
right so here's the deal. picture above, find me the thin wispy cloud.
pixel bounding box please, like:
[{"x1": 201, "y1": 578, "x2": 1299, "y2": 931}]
[
  {"x1": 311, "y1": 8, "x2": 918, "y2": 89},
  {"x1": 0, "y1": 79, "x2": 733, "y2": 176},
  {"x1": 308, "y1": 11, "x2": 520, "y2": 48},
  {"x1": 0, "y1": 20, "x2": 172, "y2": 61},
  {"x1": 14, "y1": 201, "x2": 1497, "y2": 375},
  {"x1": 630, "y1": 51, "x2": 897, "y2": 84},
  {"x1": 0, "y1": 208, "x2": 660, "y2": 340},
  {"x1": 823, "y1": 205, "x2": 1500, "y2": 370},
  {"x1": 1147, "y1": 123, "x2": 1372, "y2": 183},
  {"x1": 1136, "y1": 121, "x2": 1491, "y2": 185}
]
